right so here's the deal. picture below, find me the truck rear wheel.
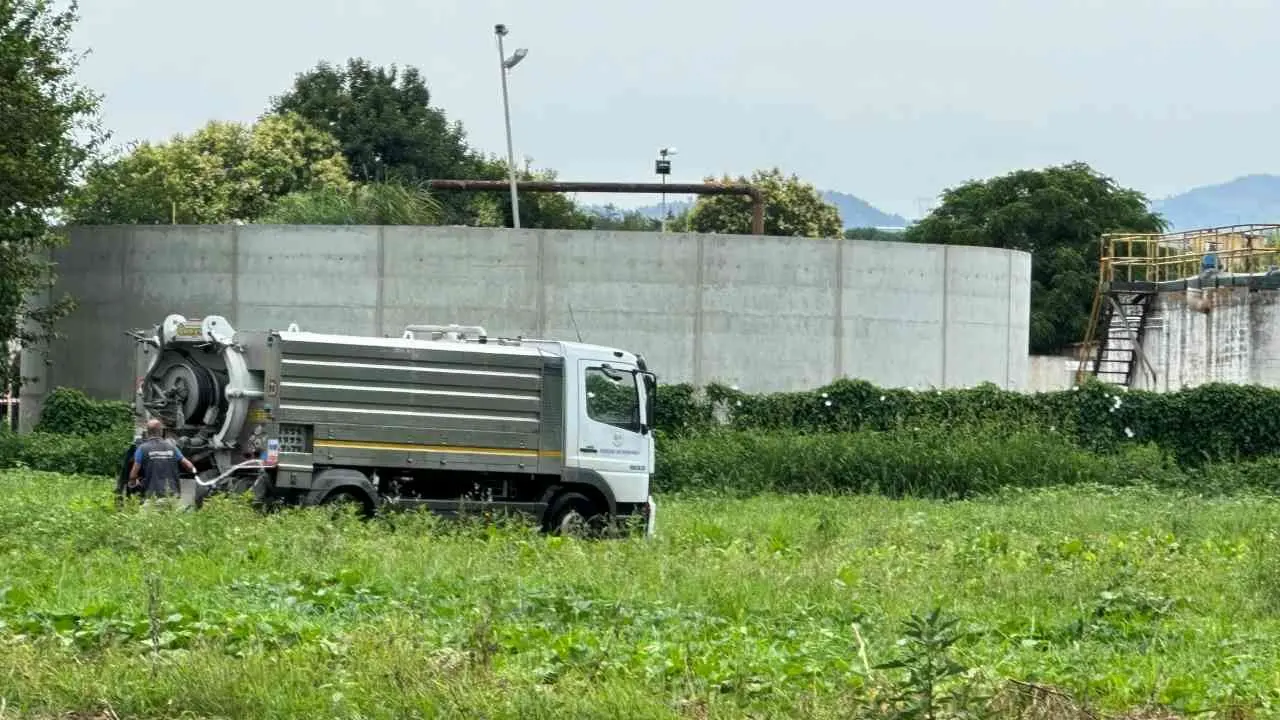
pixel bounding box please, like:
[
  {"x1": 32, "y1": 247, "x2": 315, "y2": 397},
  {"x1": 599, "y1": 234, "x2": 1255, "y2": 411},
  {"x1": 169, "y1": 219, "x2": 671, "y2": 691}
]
[{"x1": 544, "y1": 491, "x2": 607, "y2": 537}]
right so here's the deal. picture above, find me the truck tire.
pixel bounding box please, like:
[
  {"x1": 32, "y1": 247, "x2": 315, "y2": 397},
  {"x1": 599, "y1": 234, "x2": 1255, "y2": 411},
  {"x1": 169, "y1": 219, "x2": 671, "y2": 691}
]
[
  {"x1": 321, "y1": 488, "x2": 375, "y2": 519},
  {"x1": 544, "y1": 491, "x2": 607, "y2": 537}
]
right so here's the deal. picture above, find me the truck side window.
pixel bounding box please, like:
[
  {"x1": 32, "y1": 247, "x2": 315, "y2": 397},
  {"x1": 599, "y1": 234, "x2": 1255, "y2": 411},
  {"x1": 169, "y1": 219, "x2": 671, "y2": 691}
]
[{"x1": 585, "y1": 367, "x2": 641, "y2": 433}]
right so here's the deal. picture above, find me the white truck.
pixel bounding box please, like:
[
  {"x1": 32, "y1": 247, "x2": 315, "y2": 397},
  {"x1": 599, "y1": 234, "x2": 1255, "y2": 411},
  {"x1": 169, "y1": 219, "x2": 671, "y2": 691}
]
[{"x1": 128, "y1": 314, "x2": 658, "y2": 536}]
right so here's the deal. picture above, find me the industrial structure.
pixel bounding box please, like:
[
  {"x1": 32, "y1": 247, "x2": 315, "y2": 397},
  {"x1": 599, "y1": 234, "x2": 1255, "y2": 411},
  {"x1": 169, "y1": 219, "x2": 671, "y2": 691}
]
[{"x1": 1076, "y1": 224, "x2": 1280, "y2": 390}]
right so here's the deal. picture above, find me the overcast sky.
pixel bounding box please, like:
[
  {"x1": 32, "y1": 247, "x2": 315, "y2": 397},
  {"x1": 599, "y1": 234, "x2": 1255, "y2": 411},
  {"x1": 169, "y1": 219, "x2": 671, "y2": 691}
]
[{"x1": 69, "y1": 0, "x2": 1280, "y2": 219}]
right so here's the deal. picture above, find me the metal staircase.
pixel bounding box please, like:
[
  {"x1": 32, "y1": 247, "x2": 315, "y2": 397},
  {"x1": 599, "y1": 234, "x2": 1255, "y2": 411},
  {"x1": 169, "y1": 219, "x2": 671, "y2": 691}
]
[{"x1": 1077, "y1": 285, "x2": 1156, "y2": 388}]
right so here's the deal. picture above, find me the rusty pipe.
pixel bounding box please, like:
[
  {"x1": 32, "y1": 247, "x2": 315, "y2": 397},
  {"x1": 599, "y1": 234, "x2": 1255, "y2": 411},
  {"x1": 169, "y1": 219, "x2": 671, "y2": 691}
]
[{"x1": 424, "y1": 179, "x2": 766, "y2": 235}]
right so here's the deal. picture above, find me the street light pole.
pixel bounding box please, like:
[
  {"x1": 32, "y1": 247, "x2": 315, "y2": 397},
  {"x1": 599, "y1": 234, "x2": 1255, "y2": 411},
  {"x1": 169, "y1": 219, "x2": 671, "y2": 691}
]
[{"x1": 494, "y1": 24, "x2": 526, "y2": 229}]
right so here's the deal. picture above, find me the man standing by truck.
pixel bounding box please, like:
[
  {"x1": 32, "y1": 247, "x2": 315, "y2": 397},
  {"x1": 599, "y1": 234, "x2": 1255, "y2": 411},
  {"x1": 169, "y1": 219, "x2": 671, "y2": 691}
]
[{"x1": 127, "y1": 419, "x2": 196, "y2": 504}]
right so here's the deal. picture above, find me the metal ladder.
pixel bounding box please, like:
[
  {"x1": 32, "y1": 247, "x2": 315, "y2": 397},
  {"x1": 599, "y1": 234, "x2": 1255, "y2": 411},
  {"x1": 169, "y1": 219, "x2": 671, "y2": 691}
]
[{"x1": 1078, "y1": 287, "x2": 1156, "y2": 388}]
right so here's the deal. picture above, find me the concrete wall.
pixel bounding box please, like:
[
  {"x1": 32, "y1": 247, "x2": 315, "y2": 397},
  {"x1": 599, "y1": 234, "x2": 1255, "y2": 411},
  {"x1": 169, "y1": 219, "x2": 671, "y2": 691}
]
[
  {"x1": 19, "y1": 225, "x2": 1031, "y2": 429},
  {"x1": 1131, "y1": 281, "x2": 1280, "y2": 391},
  {"x1": 1026, "y1": 354, "x2": 1078, "y2": 393}
]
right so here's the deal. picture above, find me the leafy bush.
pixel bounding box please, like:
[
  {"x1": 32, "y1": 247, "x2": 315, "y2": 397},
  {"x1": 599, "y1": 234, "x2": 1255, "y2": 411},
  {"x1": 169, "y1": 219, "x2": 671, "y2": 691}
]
[
  {"x1": 653, "y1": 427, "x2": 1181, "y2": 498},
  {"x1": 4, "y1": 387, "x2": 135, "y2": 475},
  {"x1": 33, "y1": 387, "x2": 132, "y2": 437},
  {"x1": 0, "y1": 428, "x2": 132, "y2": 477},
  {"x1": 651, "y1": 383, "x2": 714, "y2": 436},
  {"x1": 656, "y1": 378, "x2": 1280, "y2": 467}
]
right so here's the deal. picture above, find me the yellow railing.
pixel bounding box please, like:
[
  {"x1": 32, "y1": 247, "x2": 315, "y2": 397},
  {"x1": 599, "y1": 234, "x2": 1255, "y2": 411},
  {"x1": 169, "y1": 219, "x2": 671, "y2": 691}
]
[
  {"x1": 1100, "y1": 224, "x2": 1280, "y2": 284},
  {"x1": 1077, "y1": 224, "x2": 1280, "y2": 386}
]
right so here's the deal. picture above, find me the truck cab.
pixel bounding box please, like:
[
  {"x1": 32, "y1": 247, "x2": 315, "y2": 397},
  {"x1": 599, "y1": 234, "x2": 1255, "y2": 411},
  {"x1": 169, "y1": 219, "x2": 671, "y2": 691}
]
[{"x1": 533, "y1": 341, "x2": 658, "y2": 531}]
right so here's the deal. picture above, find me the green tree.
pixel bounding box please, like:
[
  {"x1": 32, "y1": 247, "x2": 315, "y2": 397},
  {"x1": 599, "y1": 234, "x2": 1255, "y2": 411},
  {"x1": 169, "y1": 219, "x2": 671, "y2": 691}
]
[
  {"x1": 267, "y1": 58, "x2": 596, "y2": 228},
  {"x1": 66, "y1": 113, "x2": 351, "y2": 224},
  {"x1": 845, "y1": 227, "x2": 908, "y2": 241},
  {"x1": 267, "y1": 58, "x2": 481, "y2": 224},
  {"x1": 0, "y1": 0, "x2": 102, "y2": 391},
  {"x1": 268, "y1": 58, "x2": 475, "y2": 185},
  {"x1": 904, "y1": 162, "x2": 1166, "y2": 354},
  {"x1": 687, "y1": 168, "x2": 843, "y2": 237},
  {"x1": 586, "y1": 205, "x2": 662, "y2": 232},
  {"x1": 667, "y1": 207, "x2": 692, "y2": 233},
  {"x1": 466, "y1": 156, "x2": 594, "y2": 230},
  {"x1": 259, "y1": 181, "x2": 443, "y2": 225}
]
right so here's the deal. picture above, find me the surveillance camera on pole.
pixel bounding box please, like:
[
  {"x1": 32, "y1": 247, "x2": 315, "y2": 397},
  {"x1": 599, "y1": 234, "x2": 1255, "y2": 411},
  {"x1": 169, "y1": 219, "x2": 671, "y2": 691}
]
[
  {"x1": 656, "y1": 147, "x2": 677, "y2": 175},
  {"x1": 655, "y1": 147, "x2": 679, "y2": 232}
]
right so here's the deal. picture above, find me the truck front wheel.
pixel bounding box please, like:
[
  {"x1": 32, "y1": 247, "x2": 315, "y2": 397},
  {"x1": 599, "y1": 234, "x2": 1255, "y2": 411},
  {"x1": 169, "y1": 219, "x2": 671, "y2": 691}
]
[{"x1": 544, "y1": 491, "x2": 607, "y2": 537}]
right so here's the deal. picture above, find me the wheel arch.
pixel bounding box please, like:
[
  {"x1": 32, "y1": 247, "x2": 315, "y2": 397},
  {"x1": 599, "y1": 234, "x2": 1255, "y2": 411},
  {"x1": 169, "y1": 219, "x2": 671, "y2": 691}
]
[
  {"x1": 539, "y1": 469, "x2": 619, "y2": 531},
  {"x1": 305, "y1": 468, "x2": 378, "y2": 511},
  {"x1": 548, "y1": 468, "x2": 617, "y2": 515}
]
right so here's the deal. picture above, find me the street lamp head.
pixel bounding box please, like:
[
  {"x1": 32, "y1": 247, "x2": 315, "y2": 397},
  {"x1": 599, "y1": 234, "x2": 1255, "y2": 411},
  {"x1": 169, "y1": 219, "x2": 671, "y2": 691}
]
[
  {"x1": 494, "y1": 23, "x2": 508, "y2": 36},
  {"x1": 504, "y1": 47, "x2": 528, "y2": 69},
  {"x1": 660, "y1": 147, "x2": 678, "y2": 157}
]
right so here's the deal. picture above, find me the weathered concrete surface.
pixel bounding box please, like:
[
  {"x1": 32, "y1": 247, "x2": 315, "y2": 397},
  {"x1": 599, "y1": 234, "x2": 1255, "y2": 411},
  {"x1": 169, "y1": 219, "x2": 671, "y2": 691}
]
[
  {"x1": 1027, "y1": 354, "x2": 1078, "y2": 393},
  {"x1": 1133, "y1": 283, "x2": 1280, "y2": 391},
  {"x1": 18, "y1": 225, "x2": 1031, "y2": 430}
]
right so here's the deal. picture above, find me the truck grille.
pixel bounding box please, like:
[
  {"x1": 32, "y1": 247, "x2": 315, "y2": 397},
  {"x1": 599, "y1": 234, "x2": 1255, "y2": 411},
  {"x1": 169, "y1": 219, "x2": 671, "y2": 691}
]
[{"x1": 277, "y1": 424, "x2": 310, "y2": 453}]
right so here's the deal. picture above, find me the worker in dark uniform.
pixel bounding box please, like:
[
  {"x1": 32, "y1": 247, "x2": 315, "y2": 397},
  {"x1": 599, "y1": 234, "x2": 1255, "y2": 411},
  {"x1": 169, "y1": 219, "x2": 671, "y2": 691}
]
[{"x1": 127, "y1": 419, "x2": 196, "y2": 503}]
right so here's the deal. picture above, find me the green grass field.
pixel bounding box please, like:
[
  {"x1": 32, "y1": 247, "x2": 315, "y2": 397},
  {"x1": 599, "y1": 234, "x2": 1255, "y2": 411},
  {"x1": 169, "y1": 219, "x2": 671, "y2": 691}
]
[{"x1": 2, "y1": 470, "x2": 1279, "y2": 719}]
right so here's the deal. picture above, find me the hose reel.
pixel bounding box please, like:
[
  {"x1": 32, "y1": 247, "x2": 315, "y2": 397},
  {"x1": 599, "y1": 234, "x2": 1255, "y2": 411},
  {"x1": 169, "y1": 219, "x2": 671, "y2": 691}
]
[{"x1": 144, "y1": 349, "x2": 225, "y2": 429}]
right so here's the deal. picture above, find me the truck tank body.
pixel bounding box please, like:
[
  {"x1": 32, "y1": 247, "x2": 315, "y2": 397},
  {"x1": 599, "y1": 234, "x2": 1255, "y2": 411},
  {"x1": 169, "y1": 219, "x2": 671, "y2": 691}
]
[{"x1": 263, "y1": 330, "x2": 566, "y2": 487}]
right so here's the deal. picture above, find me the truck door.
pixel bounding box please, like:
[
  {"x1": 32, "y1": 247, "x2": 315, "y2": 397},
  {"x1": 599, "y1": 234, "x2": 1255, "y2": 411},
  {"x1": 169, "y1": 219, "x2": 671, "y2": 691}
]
[{"x1": 575, "y1": 359, "x2": 649, "y2": 500}]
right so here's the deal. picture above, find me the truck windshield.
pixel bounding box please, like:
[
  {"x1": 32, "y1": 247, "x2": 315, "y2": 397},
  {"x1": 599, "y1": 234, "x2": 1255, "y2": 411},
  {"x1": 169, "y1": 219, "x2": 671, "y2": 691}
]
[{"x1": 585, "y1": 367, "x2": 641, "y2": 433}]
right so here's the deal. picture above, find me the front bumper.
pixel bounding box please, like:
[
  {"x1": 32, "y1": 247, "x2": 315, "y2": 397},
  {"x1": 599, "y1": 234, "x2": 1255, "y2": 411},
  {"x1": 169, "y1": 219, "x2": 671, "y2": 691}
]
[{"x1": 612, "y1": 497, "x2": 657, "y2": 538}]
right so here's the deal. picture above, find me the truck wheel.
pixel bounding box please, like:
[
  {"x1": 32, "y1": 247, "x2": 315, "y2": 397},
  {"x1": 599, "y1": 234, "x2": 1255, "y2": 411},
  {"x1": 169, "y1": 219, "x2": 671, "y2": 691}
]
[
  {"x1": 322, "y1": 489, "x2": 374, "y2": 519},
  {"x1": 545, "y1": 492, "x2": 606, "y2": 537}
]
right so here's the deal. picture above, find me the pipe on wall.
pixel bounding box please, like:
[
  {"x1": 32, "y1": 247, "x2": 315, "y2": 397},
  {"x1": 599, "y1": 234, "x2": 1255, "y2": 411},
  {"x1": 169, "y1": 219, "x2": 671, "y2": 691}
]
[{"x1": 424, "y1": 180, "x2": 766, "y2": 235}]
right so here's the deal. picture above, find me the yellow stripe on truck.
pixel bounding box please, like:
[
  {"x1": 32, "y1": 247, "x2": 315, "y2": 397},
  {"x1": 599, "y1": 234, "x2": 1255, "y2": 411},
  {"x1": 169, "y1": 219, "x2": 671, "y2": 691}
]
[{"x1": 313, "y1": 439, "x2": 561, "y2": 458}]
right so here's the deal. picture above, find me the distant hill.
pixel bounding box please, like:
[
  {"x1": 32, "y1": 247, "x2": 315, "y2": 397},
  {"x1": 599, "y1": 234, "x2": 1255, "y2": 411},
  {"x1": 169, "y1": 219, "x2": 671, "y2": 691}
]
[
  {"x1": 1152, "y1": 174, "x2": 1280, "y2": 231},
  {"x1": 819, "y1": 191, "x2": 907, "y2": 228},
  {"x1": 585, "y1": 189, "x2": 906, "y2": 230}
]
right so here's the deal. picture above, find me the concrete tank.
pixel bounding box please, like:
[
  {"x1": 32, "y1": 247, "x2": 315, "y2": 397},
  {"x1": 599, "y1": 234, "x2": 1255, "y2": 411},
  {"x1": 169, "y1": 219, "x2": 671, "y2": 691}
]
[
  {"x1": 1130, "y1": 273, "x2": 1280, "y2": 391},
  {"x1": 18, "y1": 225, "x2": 1031, "y2": 430}
]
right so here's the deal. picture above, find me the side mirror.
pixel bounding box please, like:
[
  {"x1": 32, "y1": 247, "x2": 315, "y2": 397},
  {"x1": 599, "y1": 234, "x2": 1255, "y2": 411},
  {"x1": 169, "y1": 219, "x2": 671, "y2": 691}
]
[{"x1": 637, "y1": 370, "x2": 658, "y2": 435}]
